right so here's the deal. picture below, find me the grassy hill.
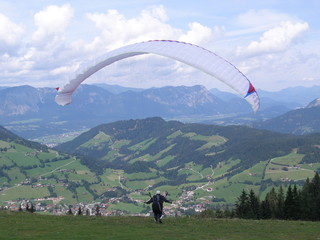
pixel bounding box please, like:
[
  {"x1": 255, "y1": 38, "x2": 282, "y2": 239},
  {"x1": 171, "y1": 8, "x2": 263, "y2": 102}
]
[
  {"x1": 0, "y1": 126, "x2": 99, "y2": 207},
  {"x1": 55, "y1": 118, "x2": 320, "y2": 210},
  {"x1": 1, "y1": 118, "x2": 320, "y2": 215},
  {"x1": 1, "y1": 211, "x2": 320, "y2": 240}
]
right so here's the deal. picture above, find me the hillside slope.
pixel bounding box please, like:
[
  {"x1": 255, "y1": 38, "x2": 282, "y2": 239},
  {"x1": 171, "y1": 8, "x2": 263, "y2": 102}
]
[
  {"x1": 55, "y1": 118, "x2": 320, "y2": 206},
  {"x1": 3, "y1": 84, "x2": 320, "y2": 143},
  {"x1": 254, "y1": 105, "x2": 320, "y2": 135},
  {"x1": 1, "y1": 119, "x2": 320, "y2": 215},
  {"x1": 57, "y1": 117, "x2": 320, "y2": 171},
  {"x1": 0, "y1": 125, "x2": 99, "y2": 207}
]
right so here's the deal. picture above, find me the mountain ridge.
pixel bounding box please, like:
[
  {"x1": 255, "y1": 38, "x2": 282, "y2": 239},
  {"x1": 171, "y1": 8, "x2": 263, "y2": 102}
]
[
  {"x1": 254, "y1": 106, "x2": 320, "y2": 135},
  {"x1": 1, "y1": 84, "x2": 320, "y2": 142},
  {"x1": 56, "y1": 117, "x2": 320, "y2": 175}
]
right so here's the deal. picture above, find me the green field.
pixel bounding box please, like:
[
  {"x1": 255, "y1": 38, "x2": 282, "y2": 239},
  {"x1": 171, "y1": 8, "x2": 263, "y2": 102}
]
[
  {"x1": 1, "y1": 125, "x2": 320, "y2": 215},
  {"x1": 0, "y1": 211, "x2": 319, "y2": 240}
]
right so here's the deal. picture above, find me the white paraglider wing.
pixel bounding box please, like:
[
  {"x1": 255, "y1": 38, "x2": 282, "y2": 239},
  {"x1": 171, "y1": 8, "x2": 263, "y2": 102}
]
[{"x1": 55, "y1": 40, "x2": 260, "y2": 113}]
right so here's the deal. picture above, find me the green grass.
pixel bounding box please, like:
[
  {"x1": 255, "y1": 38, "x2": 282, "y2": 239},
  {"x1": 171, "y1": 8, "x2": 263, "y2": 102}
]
[
  {"x1": 156, "y1": 155, "x2": 175, "y2": 167},
  {"x1": 271, "y1": 151, "x2": 304, "y2": 166},
  {"x1": 0, "y1": 186, "x2": 50, "y2": 201},
  {"x1": 54, "y1": 186, "x2": 77, "y2": 205},
  {"x1": 76, "y1": 186, "x2": 94, "y2": 202},
  {"x1": 265, "y1": 168, "x2": 315, "y2": 181},
  {"x1": 125, "y1": 179, "x2": 152, "y2": 190},
  {"x1": 211, "y1": 159, "x2": 241, "y2": 179},
  {"x1": 5, "y1": 170, "x2": 25, "y2": 186},
  {"x1": 230, "y1": 161, "x2": 267, "y2": 184},
  {"x1": 167, "y1": 130, "x2": 183, "y2": 139},
  {"x1": 79, "y1": 131, "x2": 112, "y2": 149},
  {"x1": 124, "y1": 172, "x2": 157, "y2": 180},
  {"x1": 213, "y1": 181, "x2": 260, "y2": 203},
  {"x1": 128, "y1": 138, "x2": 157, "y2": 151},
  {"x1": 130, "y1": 144, "x2": 176, "y2": 164},
  {"x1": 1, "y1": 211, "x2": 320, "y2": 240}
]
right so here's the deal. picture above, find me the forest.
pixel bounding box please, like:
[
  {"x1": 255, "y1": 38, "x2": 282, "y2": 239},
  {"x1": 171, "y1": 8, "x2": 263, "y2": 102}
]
[{"x1": 235, "y1": 173, "x2": 320, "y2": 221}]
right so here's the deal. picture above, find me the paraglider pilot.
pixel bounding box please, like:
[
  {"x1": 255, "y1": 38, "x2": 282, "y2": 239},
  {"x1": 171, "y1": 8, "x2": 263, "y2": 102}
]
[{"x1": 144, "y1": 190, "x2": 172, "y2": 223}]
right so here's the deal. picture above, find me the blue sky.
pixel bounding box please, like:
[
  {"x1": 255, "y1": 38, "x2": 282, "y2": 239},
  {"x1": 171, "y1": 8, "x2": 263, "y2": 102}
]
[{"x1": 0, "y1": 0, "x2": 319, "y2": 91}]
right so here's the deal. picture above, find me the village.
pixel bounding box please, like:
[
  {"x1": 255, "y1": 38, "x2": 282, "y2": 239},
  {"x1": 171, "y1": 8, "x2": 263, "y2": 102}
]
[
  {"x1": 1, "y1": 187, "x2": 209, "y2": 217},
  {"x1": 0, "y1": 163, "x2": 218, "y2": 217},
  {"x1": 1, "y1": 171, "x2": 212, "y2": 217}
]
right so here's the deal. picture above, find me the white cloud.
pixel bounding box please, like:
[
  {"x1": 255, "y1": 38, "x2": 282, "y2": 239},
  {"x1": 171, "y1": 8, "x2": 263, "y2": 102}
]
[
  {"x1": 0, "y1": 13, "x2": 24, "y2": 49},
  {"x1": 0, "y1": 2, "x2": 319, "y2": 91},
  {"x1": 236, "y1": 21, "x2": 309, "y2": 57},
  {"x1": 32, "y1": 4, "x2": 74, "y2": 44},
  {"x1": 237, "y1": 45, "x2": 320, "y2": 91},
  {"x1": 85, "y1": 5, "x2": 181, "y2": 51},
  {"x1": 81, "y1": 6, "x2": 225, "y2": 88},
  {"x1": 179, "y1": 22, "x2": 213, "y2": 45},
  {"x1": 50, "y1": 65, "x2": 79, "y2": 75},
  {"x1": 236, "y1": 9, "x2": 297, "y2": 29}
]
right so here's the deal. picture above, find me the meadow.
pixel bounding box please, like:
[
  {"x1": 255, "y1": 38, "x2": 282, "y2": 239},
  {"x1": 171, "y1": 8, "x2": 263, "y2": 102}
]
[{"x1": 0, "y1": 211, "x2": 319, "y2": 240}]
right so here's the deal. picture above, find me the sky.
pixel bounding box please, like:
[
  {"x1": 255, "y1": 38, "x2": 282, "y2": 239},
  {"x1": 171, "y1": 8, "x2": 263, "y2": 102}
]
[{"x1": 0, "y1": 0, "x2": 319, "y2": 92}]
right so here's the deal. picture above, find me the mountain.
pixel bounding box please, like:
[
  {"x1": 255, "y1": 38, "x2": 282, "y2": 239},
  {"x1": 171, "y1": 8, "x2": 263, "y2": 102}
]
[
  {"x1": 0, "y1": 124, "x2": 101, "y2": 207},
  {"x1": 306, "y1": 98, "x2": 320, "y2": 108},
  {"x1": 56, "y1": 117, "x2": 320, "y2": 169},
  {"x1": 93, "y1": 83, "x2": 143, "y2": 94},
  {"x1": 254, "y1": 99, "x2": 320, "y2": 135},
  {"x1": 54, "y1": 117, "x2": 320, "y2": 209},
  {"x1": 258, "y1": 86, "x2": 320, "y2": 107},
  {"x1": 212, "y1": 85, "x2": 320, "y2": 114},
  {"x1": 0, "y1": 85, "x2": 249, "y2": 142},
  {"x1": 1, "y1": 119, "x2": 320, "y2": 214},
  {"x1": 56, "y1": 117, "x2": 320, "y2": 189},
  {"x1": 1, "y1": 84, "x2": 320, "y2": 143},
  {"x1": 0, "y1": 85, "x2": 53, "y2": 116},
  {"x1": 0, "y1": 124, "x2": 46, "y2": 151}
]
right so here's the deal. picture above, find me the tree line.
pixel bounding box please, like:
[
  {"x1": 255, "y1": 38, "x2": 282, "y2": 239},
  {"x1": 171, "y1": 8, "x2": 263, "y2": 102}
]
[{"x1": 235, "y1": 173, "x2": 320, "y2": 221}]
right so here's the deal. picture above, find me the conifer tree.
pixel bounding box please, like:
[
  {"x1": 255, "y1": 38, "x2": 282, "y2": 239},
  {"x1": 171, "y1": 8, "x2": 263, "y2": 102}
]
[
  {"x1": 223, "y1": 206, "x2": 232, "y2": 218},
  {"x1": 300, "y1": 178, "x2": 311, "y2": 220},
  {"x1": 235, "y1": 172, "x2": 320, "y2": 221},
  {"x1": 276, "y1": 186, "x2": 285, "y2": 219},
  {"x1": 235, "y1": 189, "x2": 250, "y2": 218},
  {"x1": 311, "y1": 172, "x2": 320, "y2": 220},
  {"x1": 260, "y1": 198, "x2": 271, "y2": 219},
  {"x1": 299, "y1": 173, "x2": 320, "y2": 220},
  {"x1": 248, "y1": 189, "x2": 260, "y2": 219},
  {"x1": 265, "y1": 187, "x2": 277, "y2": 218},
  {"x1": 291, "y1": 185, "x2": 301, "y2": 220},
  {"x1": 284, "y1": 185, "x2": 297, "y2": 219}
]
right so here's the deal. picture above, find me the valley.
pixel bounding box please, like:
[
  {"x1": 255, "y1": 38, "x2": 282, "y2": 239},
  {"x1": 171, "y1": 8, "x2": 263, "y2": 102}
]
[
  {"x1": 2, "y1": 84, "x2": 320, "y2": 144},
  {"x1": 1, "y1": 118, "x2": 319, "y2": 215}
]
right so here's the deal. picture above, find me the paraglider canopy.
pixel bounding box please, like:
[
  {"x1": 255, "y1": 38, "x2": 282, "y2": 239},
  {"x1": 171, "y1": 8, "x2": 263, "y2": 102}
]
[{"x1": 55, "y1": 40, "x2": 260, "y2": 113}]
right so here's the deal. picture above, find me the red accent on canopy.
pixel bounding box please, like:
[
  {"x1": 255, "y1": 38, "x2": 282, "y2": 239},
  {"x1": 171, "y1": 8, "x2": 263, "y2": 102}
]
[{"x1": 248, "y1": 82, "x2": 256, "y2": 94}]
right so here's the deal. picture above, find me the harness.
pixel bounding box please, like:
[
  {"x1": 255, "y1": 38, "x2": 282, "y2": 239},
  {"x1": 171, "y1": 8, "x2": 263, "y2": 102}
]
[{"x1": 153, "y1": 195, "x2": 162, "y2": 213}]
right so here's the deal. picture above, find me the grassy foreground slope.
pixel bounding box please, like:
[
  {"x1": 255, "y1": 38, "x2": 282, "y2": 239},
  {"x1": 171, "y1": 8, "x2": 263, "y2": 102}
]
[{"x1": 1, "y1": 211, "x2": 320, "y2": 240}]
